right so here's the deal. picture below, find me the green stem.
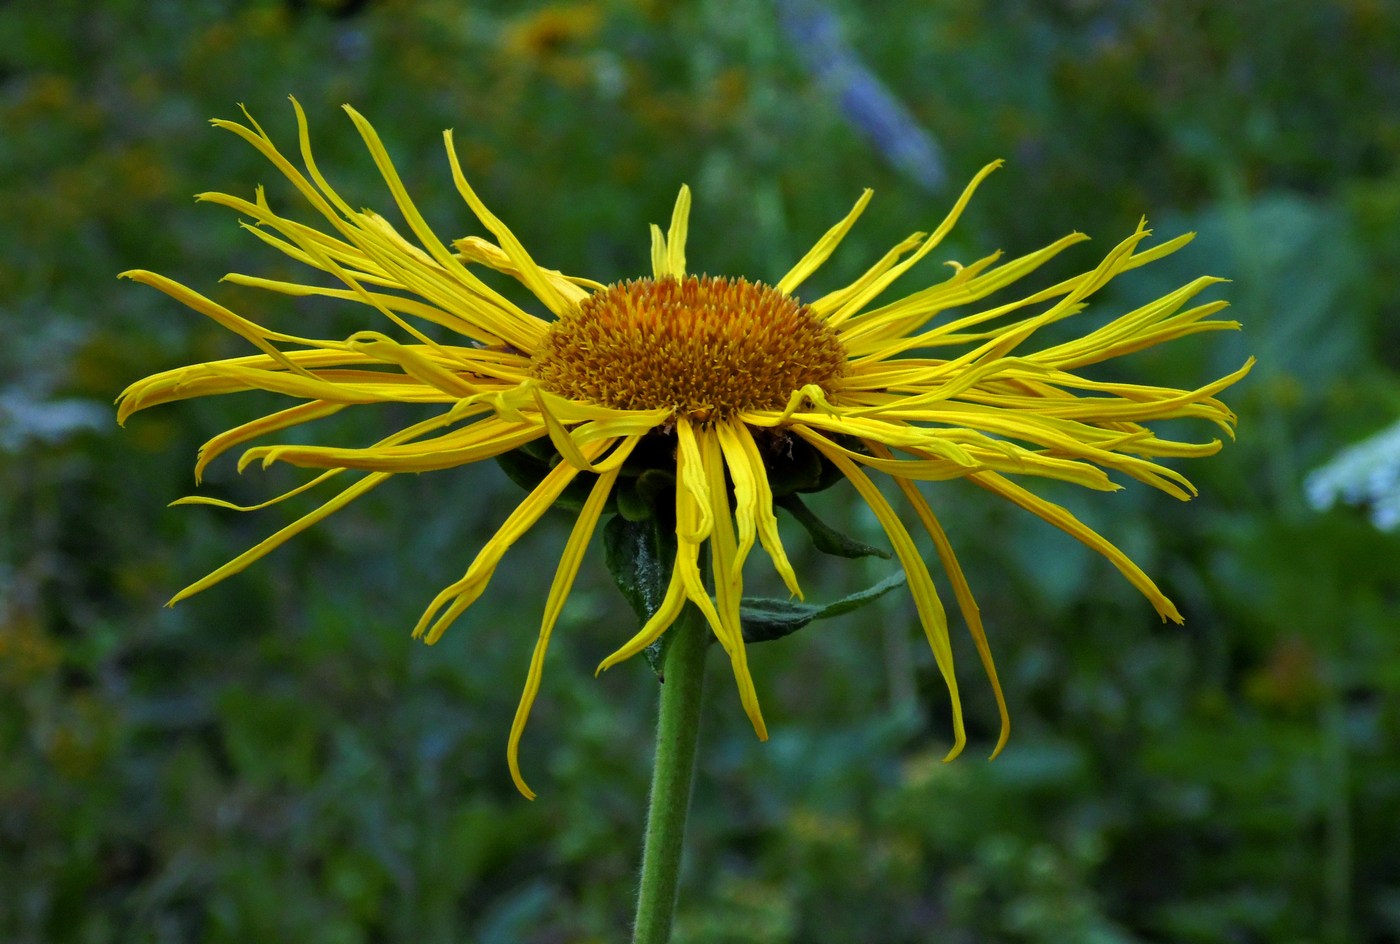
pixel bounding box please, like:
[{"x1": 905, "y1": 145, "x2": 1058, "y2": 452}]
[{"x1": 632, "y1": 604, "x2": 708, "y2": 944}]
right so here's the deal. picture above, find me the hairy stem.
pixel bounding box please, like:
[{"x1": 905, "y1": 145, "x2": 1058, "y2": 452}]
[{"x1": 632, "y1": 605, "x2": 708, "y2": 944}]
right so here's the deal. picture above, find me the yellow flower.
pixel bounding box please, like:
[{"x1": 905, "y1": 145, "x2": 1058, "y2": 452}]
[
  {"x1": 502, "y1": 2, "x2": 603, "y2": 62},
  {"x1": 119, "y1": 100, "x2": 1250, "y2": 798}
]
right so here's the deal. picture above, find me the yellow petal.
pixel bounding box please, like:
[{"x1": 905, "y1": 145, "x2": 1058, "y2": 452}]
[
  {"x1": 801, "y1": 432, "x2": 967, "y2": 760},
  {"x1": 970, "y1": 470, "x2": 1183, "y2": 622},
  {"x1": 837, "y1": 232, "x2": 1089, "y2": 349},
  {"x1": 118, "y1": 270, "x2": 322, "y2": 375},
  {"x1": 168, "y1": 471, "x2": 391, "y2": 606},
  {"x1": 441, "y1": 127, "x2": 573, "y2": 318},
  {"x1": 453, "y1": 234, "x2": 602, "y2": 304},
  {"x1": 414, "y1": 439, "x2": 614, "y2": 643},
  {"x1": 702, "y1": 427, "x2": 767, "y2": 739},
  {"x1": 674, "y1": 418, "x2": 712, "y2": 542},
  {"x1": 649, "y1": 223, "x2": 668, "y2": 281},
  {"x1": 595, "y1": 563, "x2": 688, "y2": 674},
  {"x1": 870, "y1": 443, "x2": 1010, "y2": 758},
  {"x1": 809, "y1": 230, "x2": 928, "y2": 319},
  {"x1": 508, "y1": 453, "x2": 626, "y2": 799},
  {"x1": 666, "y1": 184, "x2": 691, "y2": 279},
  {"x1": 823, "y1": 160, "x2": 1003, "y2": 327},
  {"x1": 193, "y1": 401, "x2": 345, "y2": 483},
  {"x1": 241, "y1": 418, "x2": 544, "y2": 474},
  {"x1": 776, "y1": 189, "x2": 873, "y2": 296},
  {"x1": 717, "y1": 420, "x2": 802, "y2": 598}
]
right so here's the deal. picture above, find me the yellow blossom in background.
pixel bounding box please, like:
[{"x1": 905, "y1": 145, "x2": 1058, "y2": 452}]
[
  {"x1": 118, "y1": 100, "x2": 1250, "y2": 798},
  {"x1": 501, "y1": 3, "x2": 604, "y2": 86}
]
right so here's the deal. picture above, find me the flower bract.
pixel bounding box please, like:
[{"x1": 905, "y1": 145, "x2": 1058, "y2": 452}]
[{"x1": 119, "y1": 99, "x2": 1250, "y2": 797}]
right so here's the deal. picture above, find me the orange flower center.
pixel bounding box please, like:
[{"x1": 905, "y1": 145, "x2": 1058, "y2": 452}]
[{"x1": 531, "y1": 276, "x2": 847, "y2": 421}]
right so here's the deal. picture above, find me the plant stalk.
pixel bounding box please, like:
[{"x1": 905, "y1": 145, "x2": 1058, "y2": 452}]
[{"x1": 632, "y1": 604, "x2": 708, "y2": 944}]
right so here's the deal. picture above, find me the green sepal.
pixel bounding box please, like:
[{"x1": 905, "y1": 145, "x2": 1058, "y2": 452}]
[
  {"x1": 804, "y1": 445, "x2": 849, "y2": 493},
  {"x1": 558, "y1": 470, "x2": 603, "y2": 513},
  {"x1": 777, "y1": 493, "x2": 891, "y2": 560},
  {"x1": 766, "y1": 435, "x2": 826, "y2": 496},
  {"x1": 737, "y1": 571, "x2": 907, "y2": 643},
  {"x1": 603, "y1": 514, "x2": 677, "y2": 677},
  {"x1": 762, "y1": 433, "x2": 856, "y2": 496},
  {"x1": 615, "y1": 468, "x2": 677, "y2": 523},
  {"x1": 614, "y1": 479, "x2": 652, "y2": 522}
]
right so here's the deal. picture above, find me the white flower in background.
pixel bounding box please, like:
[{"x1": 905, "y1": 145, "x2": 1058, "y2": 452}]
[{"x1": 1306, "y1": 420, "x2": 1400, "y2": 531}]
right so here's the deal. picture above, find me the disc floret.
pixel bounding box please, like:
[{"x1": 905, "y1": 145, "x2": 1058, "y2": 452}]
[{"x1": 531, "y1": 275, "x2": 847, "y2": 421}]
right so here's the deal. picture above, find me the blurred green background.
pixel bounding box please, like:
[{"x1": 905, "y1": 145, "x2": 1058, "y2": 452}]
[{"x1": 4, "y1": 0, "x2": 1399, "y2": 941}]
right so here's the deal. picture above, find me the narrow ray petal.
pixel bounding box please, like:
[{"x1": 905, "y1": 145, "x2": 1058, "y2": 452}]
[
  {"x1": 823, "y1": 160, "x2": 1003, "y2": 327},
  {"x1": 168, "y1": 471, "x2": 391, "y2": 606},
  {"x1": 241, "y1": 418, "x2": 544, "y2": 474},
  {"x1": 718, "y1": 420, "x2": 803, "y2": 598},
  {"x1": 414, "y1": 439, "x2": 615, "y2": 643},
  {"x1": 675, "y1": 418, "x2": 713, "y2": 542},
  {"x1": 441, "y1": 127, "x2": 573, "y2": 317},
  {"x1": 453, "y1": 234, "x2": 603, "y2": 302},
  {"x1": 801, "y1": 432, "x2": 967, "y2": 759},
  {"x1": 702, "y1": 427, "x2": 767, "y2": 739},
  {"x1": 776, "y1": 189, "x2": 873, "y2": 296},
  {"x1": 666, "y1": 184, "x2": 692, "y2": 279},
  {"x1": 970, "y1": 471, "x2": 1182, "y2": 622},
  {"x1": 508, "y1": 449, "x2": 629, "y2": 799},
  {"x1": 595, "y1": 563, "x2": 688, "y2": 674},
  {"x1": 118, "y1": 270, "x2": 323, "y2": 375},
  {"x1": 649, "y1": 223, "x2": 668, "y2": 280},
  {"x1": 871, "y1": 444, "x2": 1010, "y2": 757},
  {"x1": 193, "y1": 401, "x2": 345, "y2": 483}
]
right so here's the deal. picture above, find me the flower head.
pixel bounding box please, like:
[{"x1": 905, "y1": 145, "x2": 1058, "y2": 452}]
[{"x1": 119, "y1": 100, "x2": 1250, "y2": 798}]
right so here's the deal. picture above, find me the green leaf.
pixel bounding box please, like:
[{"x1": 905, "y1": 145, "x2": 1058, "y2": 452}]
[
  {"x1": 778, "y1": 493, "x2": 891, "y2": 559},
  {"x1": 738, "y1": 571, "x2": 907, "y2": 643},
  {"x1": 603, "y1": 515, "x2": 677, "y2": 676}
]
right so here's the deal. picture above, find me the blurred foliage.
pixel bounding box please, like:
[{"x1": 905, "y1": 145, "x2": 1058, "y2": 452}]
[{"x1": 3, "y1": 0, "x2": 1400, "y2": 941}]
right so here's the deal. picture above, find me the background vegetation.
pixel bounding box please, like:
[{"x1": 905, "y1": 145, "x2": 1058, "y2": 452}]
[{"x1": 3, "y1": 0, "x2": 1399, "y2": 941}]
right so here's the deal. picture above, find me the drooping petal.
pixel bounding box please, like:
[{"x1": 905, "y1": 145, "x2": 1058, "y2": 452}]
[
  {"x1": 800, "y1": 430, "x2": 967, "y2": 760},
  {"x1": 167, "y1": 471, "x2": 392, "y2": 606},
  {"x1": 969, "y1": 470, "x2": 1183, "y2": 623},
  {"x1": 674, "y1": 418, "x2": 713, "y2": 542},
  {"x1": 508, "y1": 442, "x2": 633, "y2": 799},
  {"x1": 870, "y1": 443, "x2": 1010, "y2": 757},
  {"x1": 702, "y1": 427, "x2": 767, "y2": 739},
  {"x1": 717, "y1": 420, "x2": 802, "y2": 598},
  {"x1": 414, "y1": 439, "x2": 617, "y2": 643},
  {"x1": 595, "y1": 563, "x2": 688, "y2": 674}
]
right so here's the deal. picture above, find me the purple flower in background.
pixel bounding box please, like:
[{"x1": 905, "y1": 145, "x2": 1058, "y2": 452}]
[{"x1": 777, "y1": 0, "x2": 946, "y2": 191}]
